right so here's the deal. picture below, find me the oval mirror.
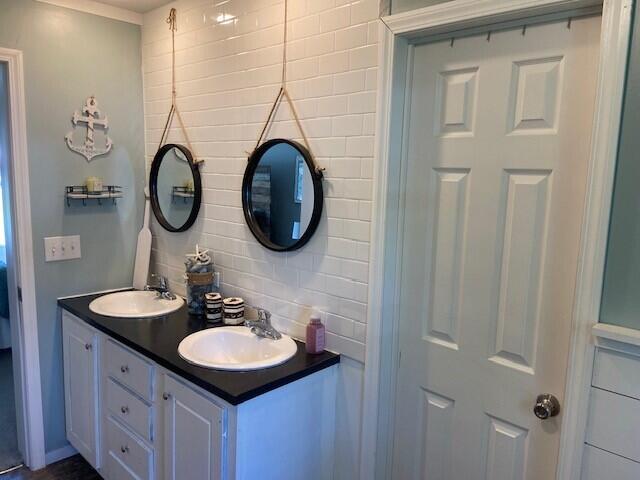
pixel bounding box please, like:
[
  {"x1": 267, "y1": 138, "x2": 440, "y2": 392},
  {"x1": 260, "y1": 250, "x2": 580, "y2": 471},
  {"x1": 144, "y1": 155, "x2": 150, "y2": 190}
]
[
  {"x1": 150, "y1": 143, "x2": 202, "y2": 232},
  {"x1": 242, "y1": 139, "x2": 323, "y2": 251}
]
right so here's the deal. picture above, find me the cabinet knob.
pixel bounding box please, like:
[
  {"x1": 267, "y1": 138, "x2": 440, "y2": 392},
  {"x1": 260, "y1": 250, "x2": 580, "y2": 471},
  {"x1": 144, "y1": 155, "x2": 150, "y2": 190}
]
[
  {"x1": 120, "y1": 445, "x2": 129, "y2": 454},
  {"x1": 120, "y1": 406, "x2": 129, "y2": 415},
  {"x1": 84, "y1": 343, "x2": 92, "y2": 351},
  {"x1": 120, "y1": 365, "x2": 129, "y2": 373},
  {"x1": 162, "y1": 392, "x2": 171, "y2": 401}
]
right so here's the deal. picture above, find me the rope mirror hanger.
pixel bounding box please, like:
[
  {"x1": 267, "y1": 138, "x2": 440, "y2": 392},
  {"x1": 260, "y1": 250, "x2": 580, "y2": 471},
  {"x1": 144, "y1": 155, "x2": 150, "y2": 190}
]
[
  {"x1": 250, "y1": 0, "x2": 325, "y2": 177},
  {"x1": 157, "y1": 8, "x2": 202, "y2": 164}
]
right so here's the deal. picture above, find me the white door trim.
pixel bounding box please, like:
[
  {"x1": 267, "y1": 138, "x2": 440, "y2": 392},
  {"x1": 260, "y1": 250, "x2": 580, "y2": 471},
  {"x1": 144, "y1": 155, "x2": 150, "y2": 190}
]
[
  {"x1": 556, "y1": 1, "x2": 632, "y2": 477},
  {"x1": 0, "y1": 47, "x2": 46, "y2": 470},
  {"x1": 361, "y1": 1, "x2": 633, "y2": 479}
]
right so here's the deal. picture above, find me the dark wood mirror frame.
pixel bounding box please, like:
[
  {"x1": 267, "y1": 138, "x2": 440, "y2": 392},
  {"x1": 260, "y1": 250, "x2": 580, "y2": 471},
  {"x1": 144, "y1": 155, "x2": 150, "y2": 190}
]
[
  {"x1": 150, "y1": 143, "x2": 202, "y2": 233},
  {"x1": 242, "y1": 138, "x2": 323, "y2": 252}
]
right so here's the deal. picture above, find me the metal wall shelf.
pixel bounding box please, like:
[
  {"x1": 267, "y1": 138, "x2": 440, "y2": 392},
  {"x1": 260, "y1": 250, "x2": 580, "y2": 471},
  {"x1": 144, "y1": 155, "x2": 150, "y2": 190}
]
[{"x1": 65, "y1": 185, "x2": 123, "y2": 206}]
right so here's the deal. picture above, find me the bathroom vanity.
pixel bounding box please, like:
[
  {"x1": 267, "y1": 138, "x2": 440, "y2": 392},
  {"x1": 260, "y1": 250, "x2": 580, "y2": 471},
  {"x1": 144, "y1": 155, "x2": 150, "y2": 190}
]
[{"x1": 58, "y1": 293, "x2": 339, "y2": 480}]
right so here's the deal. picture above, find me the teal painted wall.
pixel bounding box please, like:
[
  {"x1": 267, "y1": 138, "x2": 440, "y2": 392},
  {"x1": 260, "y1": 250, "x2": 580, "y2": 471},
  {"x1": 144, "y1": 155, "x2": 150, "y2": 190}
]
[
  {"x1": 600, "y1": 6, "x2": 640, "y2": 329},
  {"x1": 0, "y1": 0, "x2": 144, "y2": 453}
]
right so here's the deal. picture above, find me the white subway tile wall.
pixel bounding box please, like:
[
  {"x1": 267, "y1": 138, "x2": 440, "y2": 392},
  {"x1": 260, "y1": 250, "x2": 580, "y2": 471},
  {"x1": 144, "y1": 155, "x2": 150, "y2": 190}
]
[{"x1": 142, "y1": 0, "x2": 379, "y2": 363}]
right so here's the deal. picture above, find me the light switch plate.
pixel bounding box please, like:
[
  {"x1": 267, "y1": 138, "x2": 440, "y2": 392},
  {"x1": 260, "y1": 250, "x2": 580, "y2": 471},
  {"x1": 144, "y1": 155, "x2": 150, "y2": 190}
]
[{"x1": 44, "y1": 235, "x2": 81, "y2": 262}]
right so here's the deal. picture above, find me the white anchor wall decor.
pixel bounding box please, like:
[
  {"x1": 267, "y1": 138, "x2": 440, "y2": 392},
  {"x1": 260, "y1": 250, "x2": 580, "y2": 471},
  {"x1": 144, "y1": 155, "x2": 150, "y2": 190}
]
[{"x1": 65, "y1": 96, "x2": 113, "y2": 161}]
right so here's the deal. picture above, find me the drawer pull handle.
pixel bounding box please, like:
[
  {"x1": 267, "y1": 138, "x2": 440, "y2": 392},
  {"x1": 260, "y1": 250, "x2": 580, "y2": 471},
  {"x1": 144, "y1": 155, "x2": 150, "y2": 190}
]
[
  {"x1": 120, "y1": 406, "x2": 129, "y2": 414},
  {"x1": 120, "y1": 365, "x2": 129, "y2": 373},
  {"x1": 163, "y1": 392, "x2": 171, "y2": 401},
  {"x1": 120, "y1": 445, "x2": 129, "y2": 454},
  {"x1": 84, "y1": 343, "x2": 92, "y2": 351}
]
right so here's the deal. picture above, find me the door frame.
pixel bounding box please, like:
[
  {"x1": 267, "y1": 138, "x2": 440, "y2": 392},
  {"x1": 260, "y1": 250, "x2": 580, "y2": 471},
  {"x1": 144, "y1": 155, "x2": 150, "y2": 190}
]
[
  {"x1": 0, "y1": 47, "x2": 46, "y2": 470},
  {"x1": 361, "y1": 1, "x2": 633, "y2": 479}
]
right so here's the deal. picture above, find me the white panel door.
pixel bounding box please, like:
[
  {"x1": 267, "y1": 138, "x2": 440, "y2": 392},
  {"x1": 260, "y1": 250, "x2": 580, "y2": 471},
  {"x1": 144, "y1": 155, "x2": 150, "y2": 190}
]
[
  {"x1": 392, "y1": 17, "x2": 601, "y2": 480},
  {"x1": 163, "y1": 374, "x2": 223, "y2": 480}
]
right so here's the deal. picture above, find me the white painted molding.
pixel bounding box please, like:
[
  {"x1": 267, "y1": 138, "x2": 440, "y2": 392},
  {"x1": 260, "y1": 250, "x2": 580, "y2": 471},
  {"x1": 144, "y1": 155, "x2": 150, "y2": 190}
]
[
  {"x1": 35, "y1": 0, "x2": 143, "y2": 25},
  {"x1": 592, "y1": 323, "x2": 640, "y2": 349},
  {"x1": 361, "y1": 1, "x2": 632, "y2": 479},
  {"x1": 0, "y1": 47, "x2": 46, "y2": 470},
  {"x1": 360, "y1": 19, "x2": 395, "y2": 480},
  {"x1": 557, "y1": 1, "x2": 632, "y2": 479},
  {"x1": 383, "y1": 0, "x2": 602, "y2": 35},
  {"x1": 45, "y1": 444, "x2": 78, "y2": 465}
]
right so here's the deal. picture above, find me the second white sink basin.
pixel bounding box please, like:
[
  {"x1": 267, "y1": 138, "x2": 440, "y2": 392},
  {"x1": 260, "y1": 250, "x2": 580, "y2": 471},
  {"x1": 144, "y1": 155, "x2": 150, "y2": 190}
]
[
  {"x1": 178, "y1": 326, "x2": 297, "y2": 371},
  {"x1": 89, "y1": 290, "x2": 183, "y2": 318}
]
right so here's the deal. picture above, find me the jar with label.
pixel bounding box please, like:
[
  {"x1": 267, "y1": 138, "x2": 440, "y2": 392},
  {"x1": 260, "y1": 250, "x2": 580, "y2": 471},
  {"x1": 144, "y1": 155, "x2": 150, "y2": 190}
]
[{"x1": 185, "y1": 245, "x2": 214, "y2": 315}]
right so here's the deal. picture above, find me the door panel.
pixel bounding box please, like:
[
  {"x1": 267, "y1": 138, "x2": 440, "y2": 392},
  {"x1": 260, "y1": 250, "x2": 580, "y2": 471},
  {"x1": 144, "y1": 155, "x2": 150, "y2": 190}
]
[
  {"x1": 163, "y1": 375, "x2": 223, "y2": 480},
  {"x1": 63, "y1": 314, "x2": 99, "y2": 469},
  {"x1": 392, "y1": 17, "x2": 601, "y2": 480}
]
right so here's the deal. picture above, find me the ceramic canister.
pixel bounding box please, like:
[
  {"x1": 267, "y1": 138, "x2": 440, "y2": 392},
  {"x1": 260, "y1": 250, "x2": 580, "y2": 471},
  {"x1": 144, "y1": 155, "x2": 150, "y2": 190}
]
[
  {"x1": 223, "y1": 297, "x2": 244, "y2": 325},
  {"x1": 205, "y1": 292, "x2": 223, "y2": 323}
]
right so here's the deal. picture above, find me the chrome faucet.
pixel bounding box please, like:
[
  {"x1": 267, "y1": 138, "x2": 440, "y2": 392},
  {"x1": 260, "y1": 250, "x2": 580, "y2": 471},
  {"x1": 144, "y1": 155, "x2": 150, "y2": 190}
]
[
  {"x1": 245, "y1": 309, "x2": 282, "y2": 340},
  {"x1": 144, "y1": 274, "x2": 177, "y2": 300}
]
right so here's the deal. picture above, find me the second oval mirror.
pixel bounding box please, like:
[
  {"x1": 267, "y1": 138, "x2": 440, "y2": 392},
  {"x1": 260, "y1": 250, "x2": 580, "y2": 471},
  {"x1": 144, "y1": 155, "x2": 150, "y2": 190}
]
[{"x1": 242, "y1": 139, "x2": 323, "y2": 251}]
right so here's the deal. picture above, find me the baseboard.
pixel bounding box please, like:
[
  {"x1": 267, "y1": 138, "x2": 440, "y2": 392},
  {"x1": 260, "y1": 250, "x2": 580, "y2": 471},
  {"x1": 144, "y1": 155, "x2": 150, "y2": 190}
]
[{"x1": 45, "y1": 444, "x2": 77, "y2": 465}]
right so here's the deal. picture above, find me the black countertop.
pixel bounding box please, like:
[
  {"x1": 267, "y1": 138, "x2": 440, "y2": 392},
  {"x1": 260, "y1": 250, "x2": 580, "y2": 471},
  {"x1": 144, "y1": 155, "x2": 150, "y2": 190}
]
[{"x1": 58, "y1": 293, "x2": 340, "y2": 405}]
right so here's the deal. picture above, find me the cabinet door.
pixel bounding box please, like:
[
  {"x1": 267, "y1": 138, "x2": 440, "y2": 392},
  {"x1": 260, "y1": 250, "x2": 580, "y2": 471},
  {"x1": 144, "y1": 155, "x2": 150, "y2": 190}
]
[
  {"x1": 163, "y1": 375, "x2": 223, "y2": 480},
  {"x1": 62, "y1": 313, "x2": 100, "y2": 468}
]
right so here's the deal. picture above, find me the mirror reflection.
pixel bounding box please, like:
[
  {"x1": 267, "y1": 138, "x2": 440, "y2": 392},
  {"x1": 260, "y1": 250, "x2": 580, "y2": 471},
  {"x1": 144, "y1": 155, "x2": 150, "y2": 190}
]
[
  {"x1": 151, "y1": 144, "x2": 201, "y2": 232},
  {"x1": 245, "y1": 141, "x2": 320, "y2": 250}
]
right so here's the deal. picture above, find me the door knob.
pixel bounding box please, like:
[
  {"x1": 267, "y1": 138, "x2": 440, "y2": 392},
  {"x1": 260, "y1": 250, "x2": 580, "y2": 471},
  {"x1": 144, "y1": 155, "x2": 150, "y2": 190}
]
[{"x1": 533, "y1": 393, "x2": 560, "y2": 420}]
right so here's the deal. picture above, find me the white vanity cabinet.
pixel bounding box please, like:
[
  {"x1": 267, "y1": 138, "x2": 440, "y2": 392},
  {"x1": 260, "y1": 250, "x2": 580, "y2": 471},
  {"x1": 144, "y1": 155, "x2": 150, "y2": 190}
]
[
  {"x1": 61, "y1": 310, "x2": 337, "y2": 480},
  {"x1": 62, "y1": 313, "x2": 100, "y2": 469},
  {"x1": 162, "y1": 375, "x2": 224, "y2": 480}
]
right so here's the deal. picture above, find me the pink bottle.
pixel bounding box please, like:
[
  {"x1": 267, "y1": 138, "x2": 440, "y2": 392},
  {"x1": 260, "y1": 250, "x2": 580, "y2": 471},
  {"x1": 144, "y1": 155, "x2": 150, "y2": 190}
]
[{"x1": 306, "y1": 313, "x2": 326, "y2": 354}]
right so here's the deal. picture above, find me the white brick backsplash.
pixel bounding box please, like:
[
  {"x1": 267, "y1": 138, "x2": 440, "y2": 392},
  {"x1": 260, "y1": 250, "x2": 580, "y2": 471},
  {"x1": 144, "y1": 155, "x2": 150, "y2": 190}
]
[
  {"x1": 143, "y1": 0, "x2": 378, "y2": 362},
  {"x1": 319, "y1": 5, "x2": 351, "y2": 33},
  {"x1": 346, "y1": 136, "x2": 375, "y2": 157},
  {"x1": 332, "y1": 116, "x2": 364, "y2": 137},
  {"x1": 353, "y1": 0, "x2": 381, "y2": 23},
  {"x1": 353, "y1": 322, "x2": 367, "y2": 342},
  {"x1": 319, "y1": 51, "x2": 350, "y2": 75},
  {"x1": 334, "y1": 70, "x2": 366, "y2": 95},
  {"x1": 335, "y1": 24, "x2": 369, "y2": 51},
  {"x1": 349, "y1": 44, "x2": 377, "y2": 70}
]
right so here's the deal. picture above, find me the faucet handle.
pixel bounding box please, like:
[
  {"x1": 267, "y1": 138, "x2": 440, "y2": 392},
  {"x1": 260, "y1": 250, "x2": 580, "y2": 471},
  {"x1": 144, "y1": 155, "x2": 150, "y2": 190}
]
[
  {"x1": 258, "y1": 309, "x2": 272, "y2": 324},
  {"x1": 149, "y1": 273, "x2": 168, "y2": 289}
]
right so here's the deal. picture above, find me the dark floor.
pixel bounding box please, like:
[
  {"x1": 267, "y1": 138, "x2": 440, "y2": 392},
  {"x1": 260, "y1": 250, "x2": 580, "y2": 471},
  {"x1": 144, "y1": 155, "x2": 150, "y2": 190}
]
[
  {"x1": 2, "y1": 455, "x2": 100, "y2": 479},
  {"x1": 0, "y1": 348, "x2": 21, "y2": 471}
]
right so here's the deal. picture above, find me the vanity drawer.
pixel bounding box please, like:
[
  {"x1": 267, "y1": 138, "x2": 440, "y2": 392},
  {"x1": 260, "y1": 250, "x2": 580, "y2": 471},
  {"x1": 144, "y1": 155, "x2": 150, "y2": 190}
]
[
  {"x1": 105, "y1": 339, "x2": 153, "y2": 400},
  {"x1": 105, "y1": 415, "x2": 153, "y2": 480},
  {"x1": 106, "y1": 378, "x2": 152, "y2": 442}
]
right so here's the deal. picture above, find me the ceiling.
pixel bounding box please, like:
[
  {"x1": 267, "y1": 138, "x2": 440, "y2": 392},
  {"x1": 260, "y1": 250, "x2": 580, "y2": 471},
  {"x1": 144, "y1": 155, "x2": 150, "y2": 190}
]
[{"x1": 93, "y1": 0, "x2": 172, "y2": 13}]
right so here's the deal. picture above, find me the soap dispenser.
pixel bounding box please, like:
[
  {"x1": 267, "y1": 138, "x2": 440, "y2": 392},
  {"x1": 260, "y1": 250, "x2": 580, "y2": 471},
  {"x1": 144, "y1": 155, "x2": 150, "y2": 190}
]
[{"x1": 305, "y1": 311, "x2": 326, "y2": 354}]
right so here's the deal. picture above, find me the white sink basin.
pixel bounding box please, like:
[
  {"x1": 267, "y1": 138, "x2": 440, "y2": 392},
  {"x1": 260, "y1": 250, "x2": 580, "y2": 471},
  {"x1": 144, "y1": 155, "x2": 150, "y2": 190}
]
[
  {"x1": 178, "y1": 326, "x2": 297, "y2": 371},
  {"x1": 89, "y1": 290, "x2": 183, "y2": 318}
]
